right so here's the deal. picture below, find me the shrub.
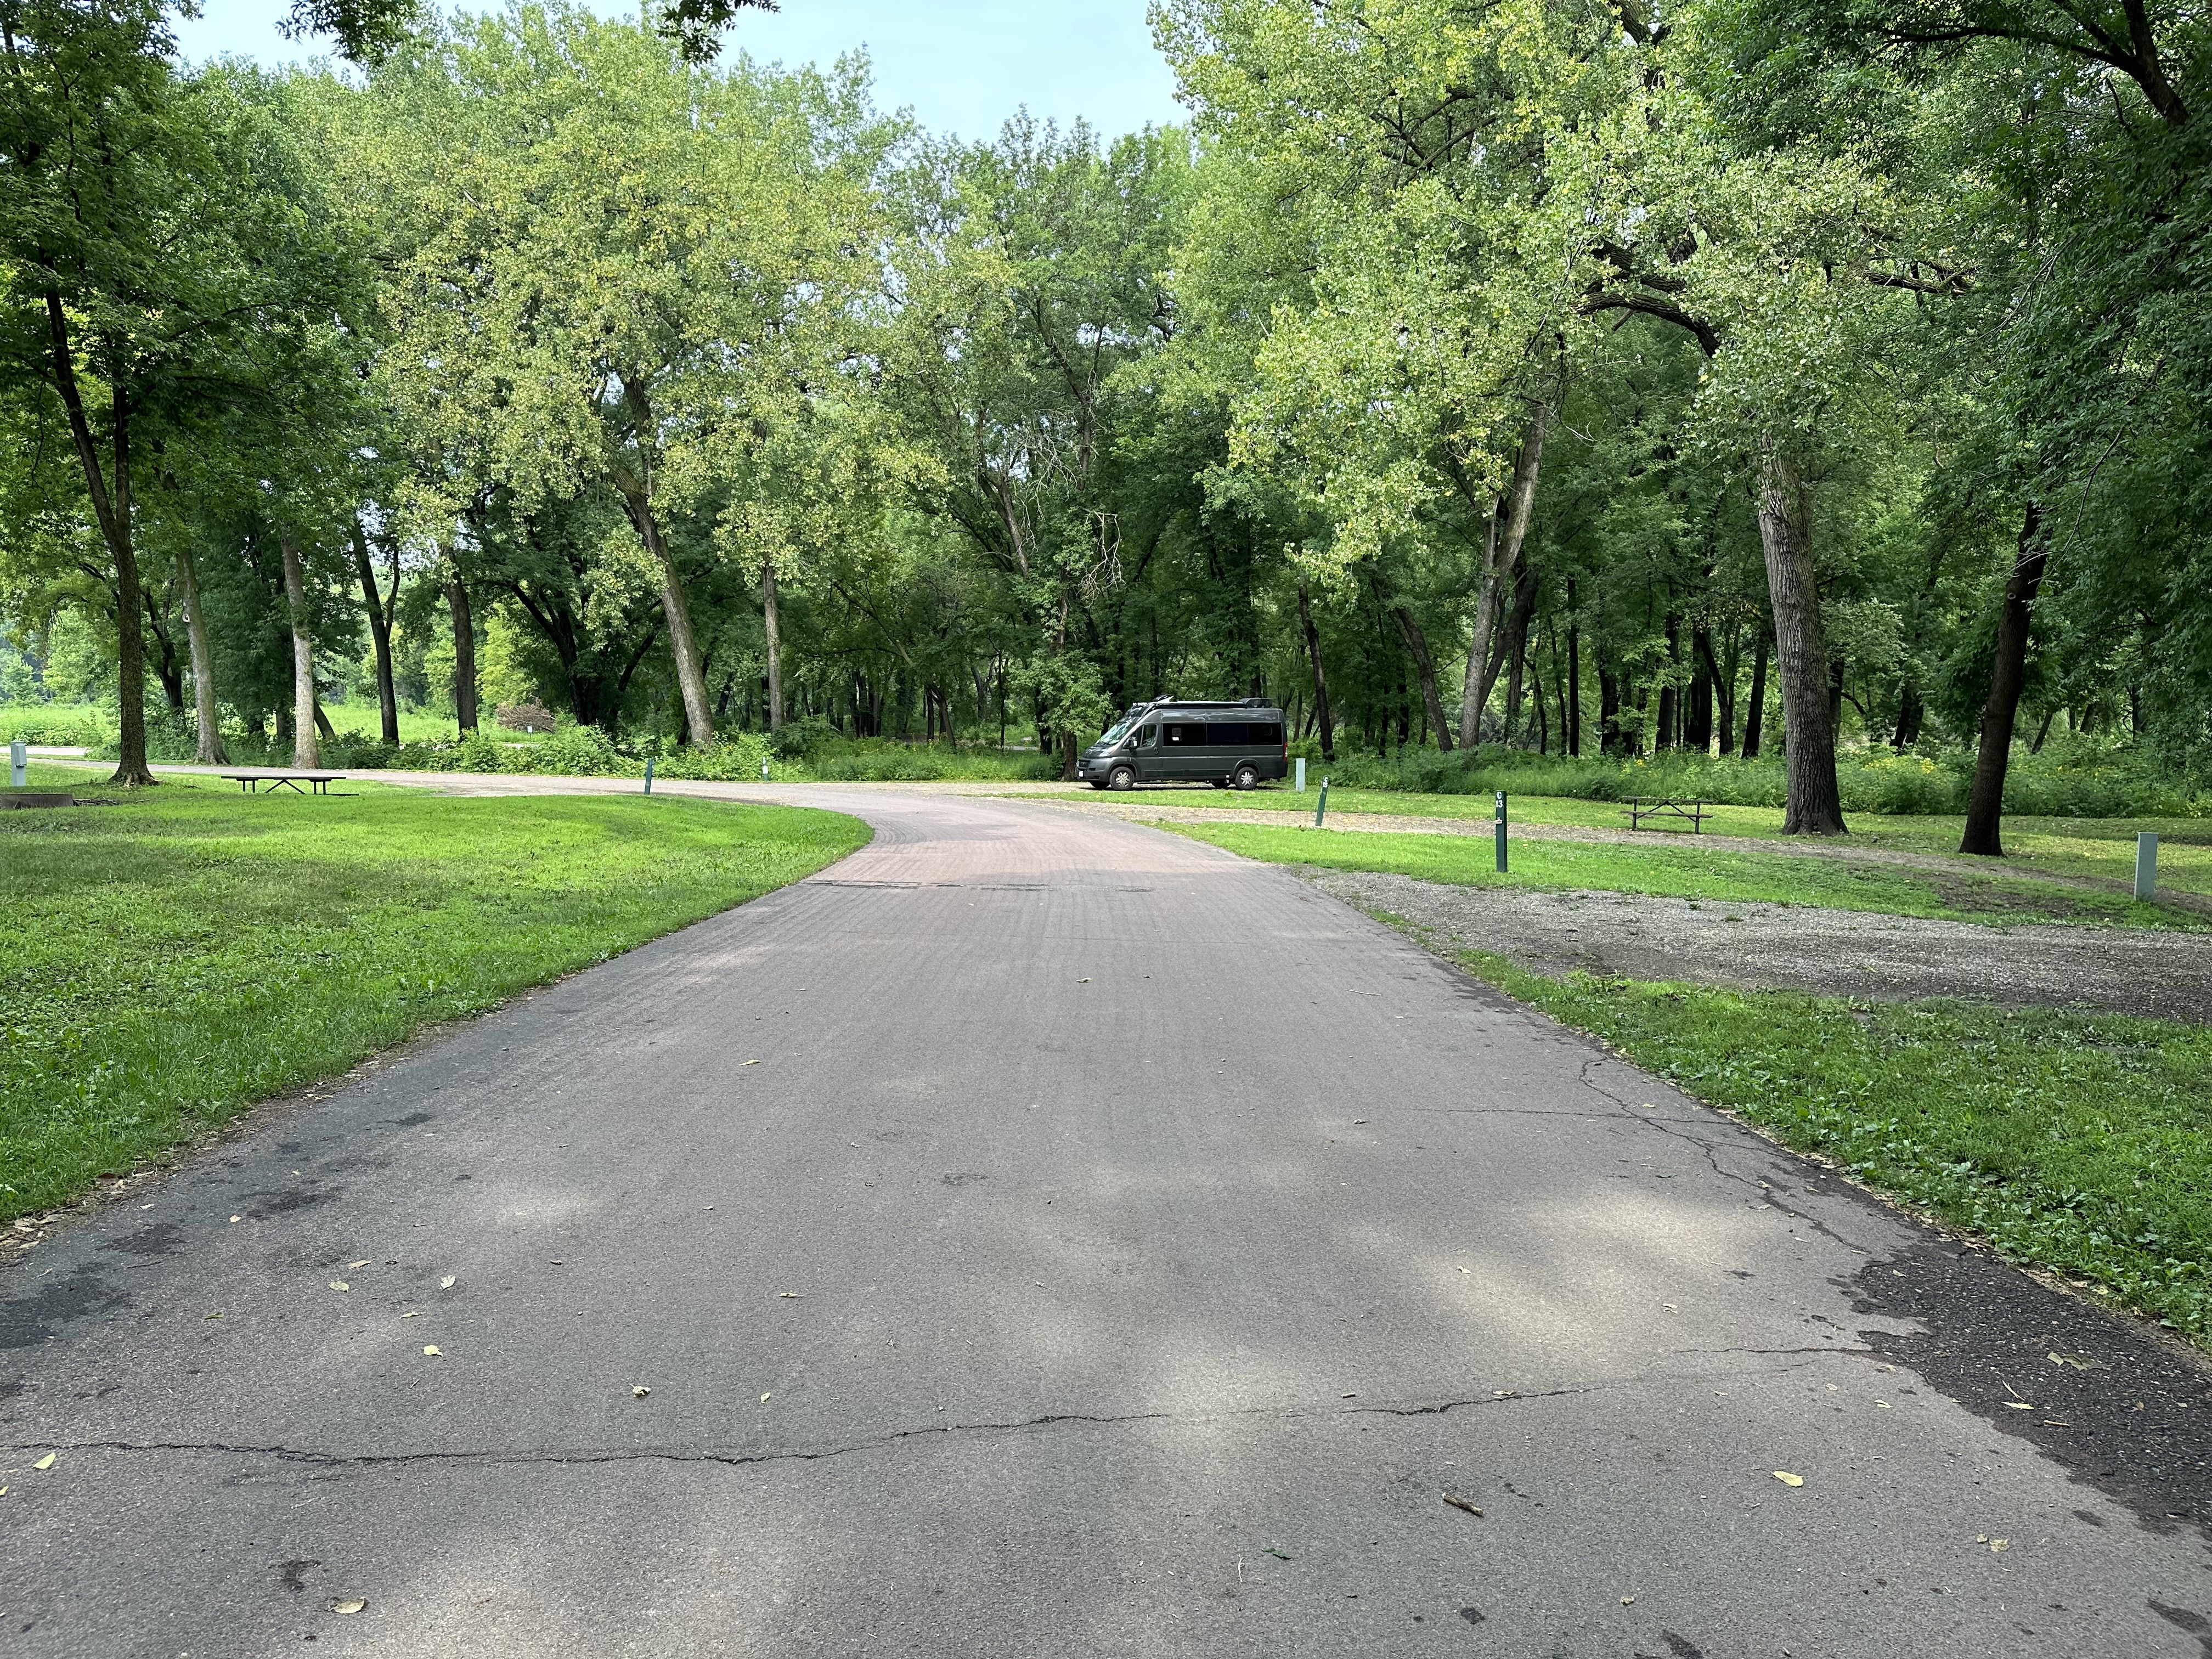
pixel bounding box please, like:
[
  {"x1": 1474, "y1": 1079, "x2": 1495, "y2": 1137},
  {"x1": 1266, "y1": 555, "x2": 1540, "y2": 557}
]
[
  {"x1": 0, "y1": 704, "x2": 111, "y2": 746},
  {"x1": 1290, "y1": 738, "x2": 2209, "y2": 817}
]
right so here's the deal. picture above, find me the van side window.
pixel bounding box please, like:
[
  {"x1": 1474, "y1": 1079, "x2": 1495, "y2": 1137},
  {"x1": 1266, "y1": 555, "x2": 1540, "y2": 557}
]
[
  {"x1": 1251, "y1": 723, "x2": 1283, "y2": 745},
  {"x1": 1164, "y1": 723, "x2": 1200, "y2": 746},
  {"x1": 1138, "y1": 724, "x2": 1157, "y2": 747}
]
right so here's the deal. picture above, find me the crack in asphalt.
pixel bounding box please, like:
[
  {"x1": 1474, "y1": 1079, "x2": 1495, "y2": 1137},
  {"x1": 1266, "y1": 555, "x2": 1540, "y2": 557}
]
[
  {"x1": 1564, "y1": 1051, "x2": 1887, "y2": 1256},
  {"x1": 2, "y1": 1353, "x2": 1890, "y2": 1474}
]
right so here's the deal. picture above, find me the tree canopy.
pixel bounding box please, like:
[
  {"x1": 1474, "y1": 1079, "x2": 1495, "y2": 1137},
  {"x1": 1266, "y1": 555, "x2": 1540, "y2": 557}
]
[{"x1": 3, "y1": 0, "x2": 2206, "y2": 848}]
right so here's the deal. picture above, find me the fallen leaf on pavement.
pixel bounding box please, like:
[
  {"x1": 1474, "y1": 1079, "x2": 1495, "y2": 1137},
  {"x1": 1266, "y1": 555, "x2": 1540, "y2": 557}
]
[
  {"x1": 1773, "y1": 1471, "x2": 1804, "y2": 1487},
  {"x1": 402, "y1": 1311, "x2": 420, "y2": 1318},
  {"x1": 633, "y1": 1386, "x2": 650, "y2": 1398},
  {"x1": 1990, "y1": 1539, "x2": 2010, "y2": 1552},
  {"x1": 422, "y1": 1345, "x2": 441, "y2": 1357},
  {"x1": 1442, "y1": 1493, "x2": 1484, "y2": 1517},
  {"x1": 780, "y1": 1292, "x2": 802, "y2": 1299},
  {"x1": 329, "y1": 1281, "x2": 349, "y2": 1291},
  {"x1": 33, "y1": 1454, "x2": 55, "y2": 1470},
  {"x1": 2005, "y1": 1402, "x2": 2034, "y2": 1410},
  {"x1": 760, "y1": 1392, "x2": 772, "y2": 1403},
  {"x1": 205, "y1": 1311, "x2": 222, "y2": 1320},
  {"x1": 744, "y1": 1059, "x2": 761, "y2": 1065},
  {"x1": 441, "y1": 1277, "x2": 456, "y2": 1289},
  {"x1": 348, "y1": 1261, "x2": 370, "y2": 1269},
  {"x1": 1263, "y1": 1548, "x2": 1290, "y2": 1561},
  {"x1": 329, "y1": 1599, "x2": 366, "y2": 1615}
]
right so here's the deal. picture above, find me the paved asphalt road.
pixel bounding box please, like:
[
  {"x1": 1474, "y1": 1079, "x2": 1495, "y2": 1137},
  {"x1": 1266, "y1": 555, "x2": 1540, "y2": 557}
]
[{"x1": 6, "y1": 783, "x2": 2212, "y2": 1658}]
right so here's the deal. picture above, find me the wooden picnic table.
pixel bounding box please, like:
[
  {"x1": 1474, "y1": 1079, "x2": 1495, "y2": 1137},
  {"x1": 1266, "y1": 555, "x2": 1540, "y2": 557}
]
[
  {"x1": 222, "y1": 772, "x2": 346, "y2": 795},
  {"x1": 1623, "y1": 795, "x2": 1708, "y2": 833}
]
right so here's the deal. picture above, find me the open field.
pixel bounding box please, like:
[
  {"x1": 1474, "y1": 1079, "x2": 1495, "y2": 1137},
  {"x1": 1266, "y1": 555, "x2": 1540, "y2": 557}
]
[
  {"x1": 0, "y1": 772, "x2": 867, "y2": 1220},
  {"x1": 1159, "y1": 817, "x2": 2192, "y2": 928}
]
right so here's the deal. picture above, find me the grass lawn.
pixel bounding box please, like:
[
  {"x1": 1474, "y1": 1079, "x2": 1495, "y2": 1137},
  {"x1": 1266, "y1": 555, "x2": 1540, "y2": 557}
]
[
  {"x1": 1109, "y1": 783, "x2": 2212, "y2": 901},
  {"x1": 0, "y1": 772, "x2": 868, "y2": 1221},
  {"x1": 1164, "y1": 819, "x2": 2188, "y2": 928},
  {"x1": 1435, "y1": 947, "x2": 2212, "y2": 1346}
]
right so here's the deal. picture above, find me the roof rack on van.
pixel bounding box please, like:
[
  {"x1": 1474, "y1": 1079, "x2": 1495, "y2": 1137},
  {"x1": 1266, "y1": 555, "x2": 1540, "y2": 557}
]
[{"x1": 1144, "y1": 696, "x2": 1281, "y2": 710}]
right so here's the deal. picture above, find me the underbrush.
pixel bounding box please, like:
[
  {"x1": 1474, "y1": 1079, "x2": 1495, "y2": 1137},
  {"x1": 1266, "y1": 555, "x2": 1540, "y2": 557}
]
[
  {"x1": 1302, "y1": 737, "x2": 2208, "y2": 819},
  {"x1": 95, "y1": 716, "x2": 1059, "y2": 783},
  {"x1": 0, "y1": 703, "x2": 109, "y2": 746}
]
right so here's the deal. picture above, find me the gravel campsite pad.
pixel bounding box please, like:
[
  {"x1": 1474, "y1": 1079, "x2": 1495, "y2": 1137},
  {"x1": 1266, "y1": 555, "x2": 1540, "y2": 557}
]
[{"x1": 1302, "y1": 865, "x2": 2212, "y2": 1023}]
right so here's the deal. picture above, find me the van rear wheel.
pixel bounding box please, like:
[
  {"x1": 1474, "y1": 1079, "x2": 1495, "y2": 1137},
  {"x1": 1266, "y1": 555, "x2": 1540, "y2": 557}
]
[
  {"x1": 1109, "y1": 765, "x2": 1136, "y2": 792},
  {"x1": 1233, "y1": 763, "x2": 1260, "y2": 791}
]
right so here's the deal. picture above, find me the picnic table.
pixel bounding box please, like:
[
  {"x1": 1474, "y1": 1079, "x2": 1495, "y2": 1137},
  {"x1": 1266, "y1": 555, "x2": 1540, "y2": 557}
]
[
  {"x1": 1623, "y1": 795, "x2": 1708, "y2": 833},
  {"x1": 222, "y1": 772, "x2": 346, "y2": 795}
]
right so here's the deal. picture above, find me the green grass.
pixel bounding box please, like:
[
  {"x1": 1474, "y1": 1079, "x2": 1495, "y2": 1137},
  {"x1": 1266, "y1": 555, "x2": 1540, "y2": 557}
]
[
  {"x1": 1165, "y1": 818, "x2": 2188, "y2": 927},
  {"x1": 0, "y1": 772, "x2": 870, "y2": 1220},
  {"x1": 1127, "y1": 783, "x2": 2212, "y2": 902},
  {"x1": 1443, "y1": 950, "x2": 2212, "y2": 1346}
]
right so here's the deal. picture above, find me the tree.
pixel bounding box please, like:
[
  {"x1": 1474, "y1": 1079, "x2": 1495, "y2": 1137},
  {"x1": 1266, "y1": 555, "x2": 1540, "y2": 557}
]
[{"x1": 328, "y1": 5, "x2": 884, "y2": 747}]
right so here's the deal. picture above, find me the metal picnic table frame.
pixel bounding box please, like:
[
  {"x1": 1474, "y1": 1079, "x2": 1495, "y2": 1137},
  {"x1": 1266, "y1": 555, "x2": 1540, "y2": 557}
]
[
  {"x1": 1623, "y1": 795, "x2": 1708, "y2": 833},
  {"x1": 222, "y1": 773, "x2": 346, "y2": 795}
]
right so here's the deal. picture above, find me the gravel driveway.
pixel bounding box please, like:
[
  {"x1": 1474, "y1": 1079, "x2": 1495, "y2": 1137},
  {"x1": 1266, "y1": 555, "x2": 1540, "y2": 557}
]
[{"x1": 1304, "y1": 866, "x2": 2212, "y2": 1023}]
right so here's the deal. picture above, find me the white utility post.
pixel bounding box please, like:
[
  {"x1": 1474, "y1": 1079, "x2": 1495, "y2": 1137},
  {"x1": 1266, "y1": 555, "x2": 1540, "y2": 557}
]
[
  {"x1": 1295, "y1": 757, "x2": 1306, "y2": 792},
  {"x1": 2136, "y1": 832, "x2": 2159, "y2": 901},
  {"x1": 9, "y1": 740, "x2": 24, "y2": 787}
]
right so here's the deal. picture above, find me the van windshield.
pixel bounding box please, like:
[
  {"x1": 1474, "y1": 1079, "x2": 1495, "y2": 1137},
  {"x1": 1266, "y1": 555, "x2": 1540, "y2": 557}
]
[{"x1": 1097, "y1": 716, "x2": 1138, "y2": 747}]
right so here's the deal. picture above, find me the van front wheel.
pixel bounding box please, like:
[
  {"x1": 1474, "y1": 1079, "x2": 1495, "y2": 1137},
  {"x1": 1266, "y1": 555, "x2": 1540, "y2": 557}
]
[
  {"x1": 1233, "y1": 763, "x2": 1260, "y2": 791},
  {"x1": 1109, "y1": 765, "x2": 1136, "y2": 792}
]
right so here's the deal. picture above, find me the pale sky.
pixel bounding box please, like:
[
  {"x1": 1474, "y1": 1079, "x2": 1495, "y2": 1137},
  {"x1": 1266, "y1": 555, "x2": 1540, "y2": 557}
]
[{"x1": 170, "y1": 1, "x2": 1189, "y2": 142}]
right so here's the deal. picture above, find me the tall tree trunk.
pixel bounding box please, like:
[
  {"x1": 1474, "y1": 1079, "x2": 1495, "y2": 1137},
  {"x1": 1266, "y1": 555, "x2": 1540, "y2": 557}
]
[
  {"x1": 1960, "y1": 505, "x2": 2046, "y2": 857},
  {"x1": 1458, "y1": 410, "x2": 1549, "y2": 747},
  {"x1": 1389, "y1": 603, "x2": 1454, "y2": 752},
  {"x1": 762, "y1": 557, "x2": 785, "y2": 732},
  {"x1": 1500, "y1": 564, "x2": 1540, "y2": 745},
  {"x1": 173, "y1": 538, "x2": 228, "y2": 764},
  {"x1": 1656, "y1": 613, "x2": 1680, "y2": 752},
  {"x1": 351, "y1": 518, "x2": 400, "y2": 746},
  {"x1": 1742, "y1": 630, "x2": 1769, "y2": 758},
  {"x1": 618, "y1": 489, "x2": 712, "y2": 746},
  {"x1": 656, "y1": 527, "x2": 713, "y2": 745},
  {"x1": 279, "y1": 528, "x2": 319, "y2": 771},
  {"x1": 1891, "y1": 679, "x2": 1923, "y2": 749},
  {"x1": 145, "y1": 594, "x2": 185, "y2": 711},
  {"x1": 1686, "y1": 624, "x2": 1714, "y2": 753},
  {"x1": 1701, "y1": 627, "x2": 1736, "y2": 756},
  {"x1": 1566, "y1": 579, "x2": 1583, "y2": 758},
  {"x1": 1297, "y1": 578, "x2": 1335, "y2": 762},
  {"x1": 1753, "y1": 436, "x2": 1845, "y2": 833},
  {"x1": 1598, "y1": 661, "x2": 1623, "y2": 755},
  {"x1": 44, "y1": 296, "x2": 153, "y2": 785},
  {"x1": 447, "y1": 573, "x2": 479, "y2": 735}
]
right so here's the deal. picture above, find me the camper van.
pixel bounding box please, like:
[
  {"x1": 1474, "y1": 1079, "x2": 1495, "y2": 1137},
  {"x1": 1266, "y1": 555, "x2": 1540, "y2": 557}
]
[{"x1": 1075, "y1": 698, "x2": 1291, "y2": 791}]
